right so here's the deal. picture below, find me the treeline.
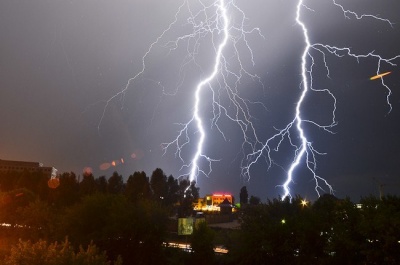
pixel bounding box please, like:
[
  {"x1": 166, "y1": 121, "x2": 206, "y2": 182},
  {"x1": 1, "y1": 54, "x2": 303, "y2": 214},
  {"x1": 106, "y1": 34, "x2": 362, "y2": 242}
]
[
  {"x1": 0, "y1": 168, "x2": 199, "y2": 264},
  {"x1": 228, "y1": 194, "x2": 400, "y2": 265},
  {"x1": 1, "y1": 169, "x2": 400, "y2": 264},
  {"x1": 0, "y1": 169, "x2": 198, "y2": 212}
]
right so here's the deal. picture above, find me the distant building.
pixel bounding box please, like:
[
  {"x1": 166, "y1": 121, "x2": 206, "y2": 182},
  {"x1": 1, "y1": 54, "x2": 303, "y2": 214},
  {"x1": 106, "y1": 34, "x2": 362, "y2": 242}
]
[
  {"x1": 0, "y1": 159, "x2": 57, "y2": 178},
  {"x1": 206, "y1": 194, "x2": 234, "y2": 206},
  {"x1": 194, "y1": 193, "x2": 235, "y2": 212}
]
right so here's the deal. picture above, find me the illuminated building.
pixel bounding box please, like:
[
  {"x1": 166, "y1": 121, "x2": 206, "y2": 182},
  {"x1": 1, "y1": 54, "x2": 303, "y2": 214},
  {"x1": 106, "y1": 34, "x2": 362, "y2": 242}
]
[
  {"x1": 0, "y1": 159, "x2": 57, "y2": 178},
  {"x1": 194, "y1": 193, "x2": 234, "y2": 212},
  {"x1": 206, "y1": 194, "x2": 233, "y2": 206}
]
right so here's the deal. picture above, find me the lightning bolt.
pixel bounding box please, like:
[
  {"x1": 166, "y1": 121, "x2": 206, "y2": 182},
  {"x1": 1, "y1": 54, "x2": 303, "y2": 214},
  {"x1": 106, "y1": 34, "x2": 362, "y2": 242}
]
[
  {"x1": 97, "y1": 0, "x2": 265, "y2": 185},
  {"x1": 283, "y1": 0, "x2": 398, "y2": 200},
  {"x1": 290, "y1": 0, "x2": 400, "y2": 199},
  {"x1": 281, "y1": 0, "x2": 337, "y2": 200},
  {"x1": 97, "y1": 0, "x2": 399, "y2": 200},
  {"x1": 187, "y1": 0, "x2": 229, "y2": 182},
  {"x1": 159, "y1": 0, "x2": 265, "y2": 184},
  {"x1": 243, "y1": 0, "x2": 399, "y2": 201}
]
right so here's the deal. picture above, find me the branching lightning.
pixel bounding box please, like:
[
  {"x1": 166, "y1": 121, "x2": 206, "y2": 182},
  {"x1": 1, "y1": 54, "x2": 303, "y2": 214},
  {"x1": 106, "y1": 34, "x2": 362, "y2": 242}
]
[
  {"x1": 280, "y1": 0, "x2": 399, "y2": 199},
  {"x1": 98, "y1": 0, "x2": 399, "y2": 200},
  {"x1": 99, "y1": 0, "x2": 265, "y2": 185},
  {"x1": 185, "y1": 0, "x2": 229, "y2": 182},
  {"x1": 156, "y1": 0, "x2": 267, "y2": 184},
  {"x1": 243, "y1": 0, "x2": 399, "y2": 200}
]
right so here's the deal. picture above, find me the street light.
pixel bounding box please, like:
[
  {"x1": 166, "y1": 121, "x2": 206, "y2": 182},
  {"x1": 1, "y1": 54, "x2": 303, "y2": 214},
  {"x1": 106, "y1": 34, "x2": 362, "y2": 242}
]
[{"x1": 301, "y1": 199, "x2": 308, "y2": 207}]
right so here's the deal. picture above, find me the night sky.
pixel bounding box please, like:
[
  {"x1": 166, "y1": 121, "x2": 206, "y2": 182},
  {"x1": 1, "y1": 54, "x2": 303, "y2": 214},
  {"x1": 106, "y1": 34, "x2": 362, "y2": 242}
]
[{"x1": 1, "y1": 0, "x2": 400, "y2": 202}]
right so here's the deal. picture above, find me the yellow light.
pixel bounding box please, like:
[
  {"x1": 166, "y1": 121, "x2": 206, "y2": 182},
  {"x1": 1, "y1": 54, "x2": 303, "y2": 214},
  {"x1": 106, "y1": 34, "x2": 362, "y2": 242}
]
[{"x1": 369, "y1": 71, "x2": 391, "y2": 80}]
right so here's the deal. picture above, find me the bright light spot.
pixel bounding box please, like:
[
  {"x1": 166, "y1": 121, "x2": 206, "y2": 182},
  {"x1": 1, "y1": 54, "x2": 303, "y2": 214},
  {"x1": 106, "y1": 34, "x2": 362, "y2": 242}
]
[{"x1": 47, "y1": 178, "x2": 60, "y2": 189}]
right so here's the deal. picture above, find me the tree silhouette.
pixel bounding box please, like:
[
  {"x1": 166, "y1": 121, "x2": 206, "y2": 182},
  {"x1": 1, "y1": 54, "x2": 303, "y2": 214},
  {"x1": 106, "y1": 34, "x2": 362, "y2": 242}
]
[
  {"x1": 52, "y1": 172, "x2": 79, "y2": 207},
  {"x1": 191, "y1": 221, "x2": 215, "y2": 265},
  {"x1": 107, "y1": 171, "x2": 123, "y2": 194},
  {"x1": 150, "y1": 168, "x2": 168, "y2": 204},
  {"x1": 239, "y1": 186, "x2": 248, "y2": 205},
  {"x1": 94, "y1": 176, "x2": 107, "y2": 193},
  {"x1": 124, "y1": 171, "x2": 151, "y2": 202},
  {"x1": 79, "y1": 173, "x2": 97, "y2": 197}
]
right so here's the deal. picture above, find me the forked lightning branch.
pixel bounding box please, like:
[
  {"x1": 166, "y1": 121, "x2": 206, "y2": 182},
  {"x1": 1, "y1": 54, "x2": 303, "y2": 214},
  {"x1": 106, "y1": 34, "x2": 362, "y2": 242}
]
[{"x1": 100, "y1": 0, "x2": 399, "y2": 200}]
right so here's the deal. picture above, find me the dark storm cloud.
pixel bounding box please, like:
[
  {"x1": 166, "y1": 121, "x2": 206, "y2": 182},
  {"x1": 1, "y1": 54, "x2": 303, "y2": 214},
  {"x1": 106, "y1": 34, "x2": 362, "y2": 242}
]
[{"x1": 1, "y1": 0, "x2": 399, "y2": 202}]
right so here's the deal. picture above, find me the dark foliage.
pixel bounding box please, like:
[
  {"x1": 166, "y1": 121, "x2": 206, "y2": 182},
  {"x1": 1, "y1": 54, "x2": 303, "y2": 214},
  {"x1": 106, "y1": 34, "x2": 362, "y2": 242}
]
[
  {"x1": 239, "y1": 186, "x2": 248, "y2": 205},
  {"x1": 1, "y1": 169, "x2": 400, "y2": 265},
  {"x1": 0, "y1": 169, "x2": 200, "y2": 264},
  {"x1": 227, "y1": 194, "x2": 400, "y2": 265}
]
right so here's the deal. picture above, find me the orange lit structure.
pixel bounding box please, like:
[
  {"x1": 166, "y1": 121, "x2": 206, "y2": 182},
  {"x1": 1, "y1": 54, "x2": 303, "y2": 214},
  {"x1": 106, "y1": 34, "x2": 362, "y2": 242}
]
[
  {"x1": 194, "y1": 193, "x2": 234, "y2": 212},
  {"x1": 207, "y1": 194, "x2": 233, "y2": 206}
]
